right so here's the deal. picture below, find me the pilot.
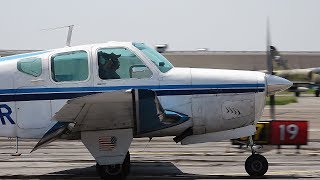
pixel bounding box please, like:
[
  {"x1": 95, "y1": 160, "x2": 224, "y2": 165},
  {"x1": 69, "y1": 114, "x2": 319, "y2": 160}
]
[{"x1": 98, "y1": 52, "x2": 121, "y2": 79}]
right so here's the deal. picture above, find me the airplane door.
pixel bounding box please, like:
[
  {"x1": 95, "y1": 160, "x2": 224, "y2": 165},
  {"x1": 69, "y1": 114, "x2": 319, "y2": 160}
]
[
  {"x1": 14, "y1": 56, "x2": 52, "y2": 136},
  {"x1": 92, "y1": 46, "x2": 159, "y2": 132}
]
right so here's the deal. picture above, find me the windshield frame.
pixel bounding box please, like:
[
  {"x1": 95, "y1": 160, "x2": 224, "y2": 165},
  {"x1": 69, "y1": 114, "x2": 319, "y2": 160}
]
[{"x1": 133, "y1": 43, "x2": 174, "y2": 73}]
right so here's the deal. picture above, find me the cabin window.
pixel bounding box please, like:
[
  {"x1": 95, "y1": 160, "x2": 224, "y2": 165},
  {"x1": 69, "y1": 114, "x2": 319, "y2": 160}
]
[
  {"x1": 17, "y1": 57, "x2": 42, "y2": 77},
  {"x1": 98, "y1": 47, "x2": 152, "y2": 80},
  {"x1": 51, "y1": 50, "x2": 89, "y2": 82}
]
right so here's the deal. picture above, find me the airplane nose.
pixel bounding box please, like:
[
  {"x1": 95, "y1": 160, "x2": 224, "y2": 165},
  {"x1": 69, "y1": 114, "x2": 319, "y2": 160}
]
[{"x1": 266, "y1": 74, "x2": 293, "y2": 95}]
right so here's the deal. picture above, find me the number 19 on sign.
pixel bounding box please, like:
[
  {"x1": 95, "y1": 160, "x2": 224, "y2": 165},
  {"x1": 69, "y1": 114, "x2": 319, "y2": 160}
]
[{"x1": 279, "y1": 124, "x2": 299, "y2": 141}]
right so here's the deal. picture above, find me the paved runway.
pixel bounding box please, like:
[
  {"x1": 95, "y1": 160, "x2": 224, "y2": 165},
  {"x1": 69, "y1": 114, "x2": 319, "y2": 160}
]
[{"x1": 0, "y1": 96, "x2": 319, "y2": 179}]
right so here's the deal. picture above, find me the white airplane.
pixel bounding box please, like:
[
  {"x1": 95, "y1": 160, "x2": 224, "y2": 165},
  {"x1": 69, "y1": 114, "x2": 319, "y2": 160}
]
[{"x1": 0, "y1": 42, "x2": 292, "y2": 179}]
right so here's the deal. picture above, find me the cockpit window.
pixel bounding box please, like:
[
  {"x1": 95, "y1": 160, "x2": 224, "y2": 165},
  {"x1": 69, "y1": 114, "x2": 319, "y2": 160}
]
[
  {"x1": 98, "y1": 48, "x2": 152, "y2": 80},
  {"x1": 17, "y1": 57, "x2": 42, "y2": 77},
  {"x1": 133, "y1": 43, "x2": 173, "y2": 73}
]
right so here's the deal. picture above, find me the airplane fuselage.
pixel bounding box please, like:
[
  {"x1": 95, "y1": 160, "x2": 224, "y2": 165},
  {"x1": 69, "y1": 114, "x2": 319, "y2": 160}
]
[{"x1": 0, "y1": 42, "x2": 288, "y2": 142}]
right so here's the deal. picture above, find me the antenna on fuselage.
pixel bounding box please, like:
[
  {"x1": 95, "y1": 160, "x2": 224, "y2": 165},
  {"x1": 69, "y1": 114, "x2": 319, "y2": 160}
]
[
  {"x1": 10, "y1": 137, "x2": 21, "y2": 156},
  {"x1": 41, "y1": 25, "x2": 74, "y2": 47}
]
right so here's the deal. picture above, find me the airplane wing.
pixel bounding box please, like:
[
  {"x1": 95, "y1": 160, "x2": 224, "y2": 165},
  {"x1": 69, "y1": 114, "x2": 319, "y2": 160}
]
[
  {"x1": 32, "y1": 89, "x2": 189, "y2": 165},
  {"x1": 290, "y1": 81, "x2": 314, "y2": 86},
  {"x1": 49, "y1": 89, "x2": 188, "y2": 133}
]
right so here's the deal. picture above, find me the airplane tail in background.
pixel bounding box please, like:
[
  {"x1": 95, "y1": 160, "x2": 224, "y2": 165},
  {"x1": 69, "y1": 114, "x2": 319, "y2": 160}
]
[{"x1": 270, "y1": 46, "x2": 289, "y2": 70}]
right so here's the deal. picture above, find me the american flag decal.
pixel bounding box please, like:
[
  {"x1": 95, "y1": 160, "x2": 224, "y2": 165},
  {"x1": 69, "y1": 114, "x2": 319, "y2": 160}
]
[{"x1": 98, "y1": 136, "x2": 117, "y2": 151}]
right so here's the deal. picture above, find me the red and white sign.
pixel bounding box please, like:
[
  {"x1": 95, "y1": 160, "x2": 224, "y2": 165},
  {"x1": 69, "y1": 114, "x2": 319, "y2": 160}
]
[{"x1": 270, "y1": 120, "x2": 308, "y2": 145}]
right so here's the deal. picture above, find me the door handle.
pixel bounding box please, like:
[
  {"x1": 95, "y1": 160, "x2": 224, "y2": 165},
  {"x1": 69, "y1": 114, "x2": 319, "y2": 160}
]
[{"x1": 31, "y1": 79, "x2": 44, "y2": 82}]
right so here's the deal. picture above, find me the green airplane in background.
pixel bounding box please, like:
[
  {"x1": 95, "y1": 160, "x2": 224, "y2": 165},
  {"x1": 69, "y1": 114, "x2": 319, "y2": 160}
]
[{"x1": 270, "y1": 46, "x2": 320, "y2": 97}]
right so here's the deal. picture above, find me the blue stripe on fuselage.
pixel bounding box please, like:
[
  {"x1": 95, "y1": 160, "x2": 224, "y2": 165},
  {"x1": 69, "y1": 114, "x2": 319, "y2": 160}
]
[
  {"x1": 0, "y1": 84, "x2": 265, "y2": 95},
  {"x1": 0, "y1": 51, "x2": 49, "y2": 62},
  {"x1": 0, "y1": 84, "x2": 265, "y2": 102}
]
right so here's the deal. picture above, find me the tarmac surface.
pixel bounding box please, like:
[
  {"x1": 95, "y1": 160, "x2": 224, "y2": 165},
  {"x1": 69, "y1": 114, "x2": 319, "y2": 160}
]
[{"x1": 0, "y1": 95, "x2": 319, "y2": 179}]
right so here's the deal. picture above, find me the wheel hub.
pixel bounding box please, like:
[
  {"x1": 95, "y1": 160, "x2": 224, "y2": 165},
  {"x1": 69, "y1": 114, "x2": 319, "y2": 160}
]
[
  {"x1": 251, "y1": 160, "x2": 263, "y2": 172},
  {"x1": 105, "y1": 164, "x2": 122, "y2": 175}
]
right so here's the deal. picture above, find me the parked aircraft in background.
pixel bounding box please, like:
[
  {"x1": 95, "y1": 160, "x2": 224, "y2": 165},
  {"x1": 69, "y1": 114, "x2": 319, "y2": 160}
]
[
  {"x1": 270, "y1": 46, "x2": 320, "y2": 97},
  {"x1": 0, "y1": 42, "x2": 291, "y2": 179}
]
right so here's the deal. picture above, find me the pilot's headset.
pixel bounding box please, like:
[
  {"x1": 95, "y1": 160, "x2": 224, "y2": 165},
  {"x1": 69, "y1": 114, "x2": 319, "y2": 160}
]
[{"x1": 98, "y1": 52, "x2": 120, "y2": 69}]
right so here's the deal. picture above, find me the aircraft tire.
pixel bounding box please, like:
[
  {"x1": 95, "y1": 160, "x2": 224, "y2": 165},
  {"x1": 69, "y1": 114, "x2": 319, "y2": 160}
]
[
  {"x1": 295, "y1": 91, "x2": 300, "y2": 97},
  {"x1": 315, "y1": 90, "x2": 320, "y2": 97},
  {"x1": 245, "y1": 154, "x2": 268, "y2": 177},
  {"x1": 96, "y1": 151, "x2": 130, "y2": 180}
]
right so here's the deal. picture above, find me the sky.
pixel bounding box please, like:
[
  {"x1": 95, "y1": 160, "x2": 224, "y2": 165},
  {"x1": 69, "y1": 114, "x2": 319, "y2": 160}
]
[{"x1": 0, "y1": 0, "x2": 319, "y2": 51}]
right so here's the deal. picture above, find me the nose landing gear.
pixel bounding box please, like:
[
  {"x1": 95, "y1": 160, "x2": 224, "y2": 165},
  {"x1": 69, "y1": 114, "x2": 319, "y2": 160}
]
[{"x1": 245, "y1": 136, "x2": 269, "y2": 177}]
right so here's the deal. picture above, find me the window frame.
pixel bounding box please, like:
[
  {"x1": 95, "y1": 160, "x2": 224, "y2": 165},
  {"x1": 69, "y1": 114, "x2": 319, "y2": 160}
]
[
  {"x1": 95, "y1": 46, "x2": 154, "y2": 81},
  {"x1": 49, "y1": 49, "x2": 91, "y2": 84}
]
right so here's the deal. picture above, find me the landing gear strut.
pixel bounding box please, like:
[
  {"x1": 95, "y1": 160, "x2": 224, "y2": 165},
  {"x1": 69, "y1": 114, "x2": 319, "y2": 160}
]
[
  {"x1": 96, "y1": 151, "x2": 131, "y2": 180},
  {"x1": 245, "y1": 136, "x2": 268, "y2": 177}
]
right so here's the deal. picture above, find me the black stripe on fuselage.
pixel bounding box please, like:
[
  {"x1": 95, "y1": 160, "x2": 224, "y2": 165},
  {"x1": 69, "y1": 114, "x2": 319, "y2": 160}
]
[
  {"x1": 156, "y1": 88, "x2": 264, "y2": 96},
  {"x1": 0, "y1": 88, "x2": 264, "y2": 102}
]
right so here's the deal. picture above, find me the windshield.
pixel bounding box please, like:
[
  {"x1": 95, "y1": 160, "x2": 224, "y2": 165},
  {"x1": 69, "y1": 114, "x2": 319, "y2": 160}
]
[{"x1": 133, "y1": 43, "x2": 173, "y2": 73}]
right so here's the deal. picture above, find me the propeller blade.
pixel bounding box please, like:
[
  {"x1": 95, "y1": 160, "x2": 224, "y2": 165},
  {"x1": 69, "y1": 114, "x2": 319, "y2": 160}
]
[
  {"x1": 266, "y1": 18, "x2": 273, "y2": 75},
  {"x1": 266, "y1": 18, "x2": 276, "y2": 120}
]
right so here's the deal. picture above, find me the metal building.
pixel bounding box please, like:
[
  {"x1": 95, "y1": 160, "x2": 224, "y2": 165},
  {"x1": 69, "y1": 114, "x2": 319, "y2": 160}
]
[{"x1": 164, "y1": 51, "x2": 320, "y2": 70}]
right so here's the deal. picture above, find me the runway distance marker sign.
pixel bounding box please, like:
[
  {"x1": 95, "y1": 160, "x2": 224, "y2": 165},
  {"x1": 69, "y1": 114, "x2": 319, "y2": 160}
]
[{"x1": 270, "y1": 120, "x2": 308, "y2": 145}]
